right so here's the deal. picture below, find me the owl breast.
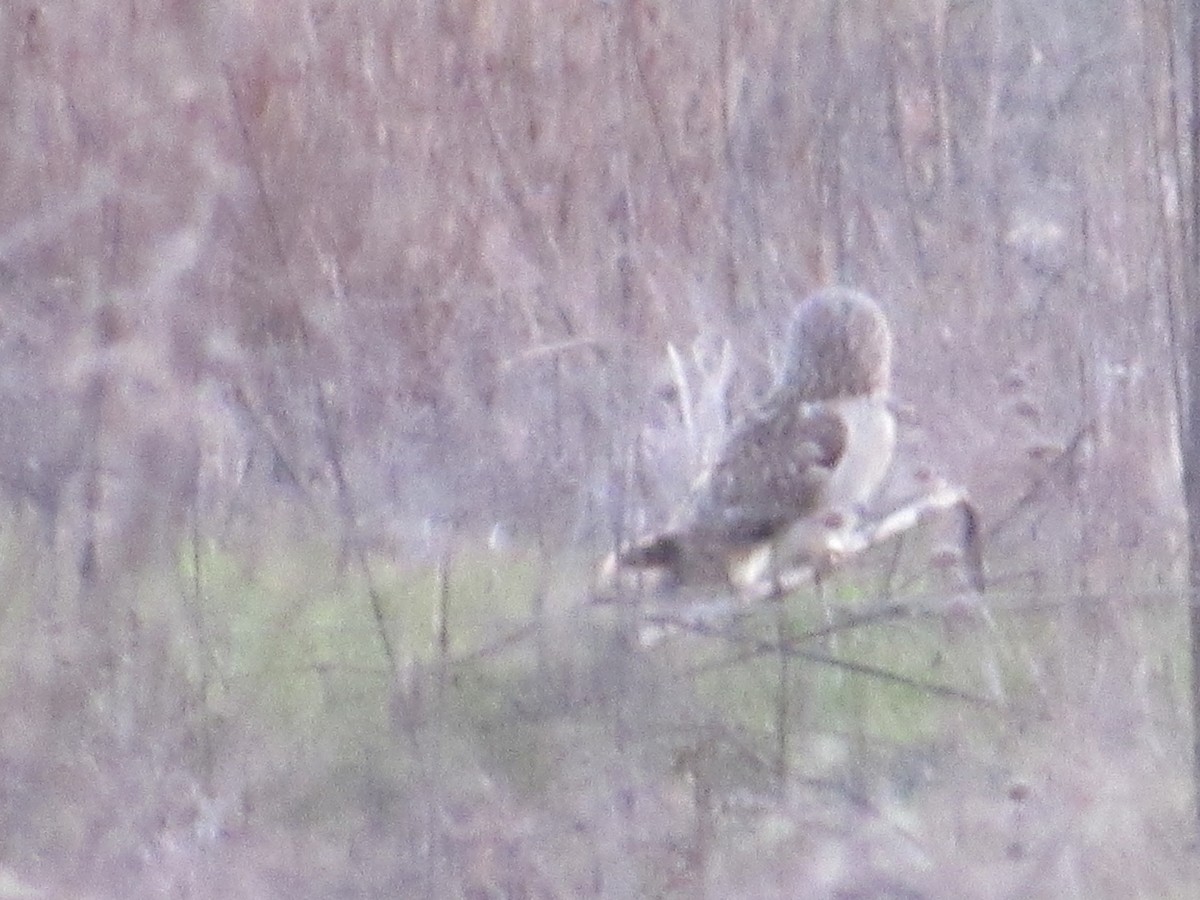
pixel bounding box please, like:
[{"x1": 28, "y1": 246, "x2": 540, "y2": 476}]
[{"x1": 820, "y1": 395, "x2": 896, "y2": 508}]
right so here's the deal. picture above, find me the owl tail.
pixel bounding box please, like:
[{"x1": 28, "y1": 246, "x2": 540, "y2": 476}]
[
  {"x1": 592, "y1": 532, "x2": 682, "y2": 602},
  {"x1": 618, "y1": 533, "x2": 682, "y2": 569}
]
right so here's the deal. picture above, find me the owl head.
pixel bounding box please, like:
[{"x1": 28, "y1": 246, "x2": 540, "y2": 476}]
[{"x1": 783, "y1": 287, "x2": 892, "y2": 401}]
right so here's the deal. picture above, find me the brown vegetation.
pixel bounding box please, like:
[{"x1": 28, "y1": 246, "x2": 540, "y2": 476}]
[{"x1": 0, "y1": 0, "x2": 1195, "y2": 896}]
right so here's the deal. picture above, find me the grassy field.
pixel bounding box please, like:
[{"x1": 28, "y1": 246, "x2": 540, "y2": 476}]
[
  {"x1": 0, "y1": 523, "x2": 1191, "y2": 898},
  {"x1": 0, "y1": 0, "x2": 1196, "y2": 895}
]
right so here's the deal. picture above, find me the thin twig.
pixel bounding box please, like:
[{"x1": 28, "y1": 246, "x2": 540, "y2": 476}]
[
  {"x1": 222, "y1": 69, "x2": 397, "y2": 672},
  {"x1": 982, "y1": 420, "x2": 1094, "y2": 540},
  {"x1": 678, "y1": 618, "x2": 1004, "y2": 711}
]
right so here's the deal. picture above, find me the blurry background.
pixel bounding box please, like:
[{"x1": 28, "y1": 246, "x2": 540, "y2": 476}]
[{"x1": 0, "y1": 1, "x2": 1195, "y2": 897}]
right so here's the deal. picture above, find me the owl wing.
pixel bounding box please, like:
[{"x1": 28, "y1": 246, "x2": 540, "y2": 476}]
[{"x1": 682, "y1": 397, "x2": 848, "y2": 547}]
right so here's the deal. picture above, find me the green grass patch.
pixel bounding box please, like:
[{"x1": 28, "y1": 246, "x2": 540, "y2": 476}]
[{"x1": 8, "y1": 527, "x2": 1194, "y2": 849}]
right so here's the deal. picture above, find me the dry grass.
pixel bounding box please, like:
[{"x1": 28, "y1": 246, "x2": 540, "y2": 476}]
[
  {"x1": 0, "y1": 529, "x2": 1194, "y2": 898},
  {"x1": 0, "y1": 0, "x2": 1196, "y2": 896}
]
